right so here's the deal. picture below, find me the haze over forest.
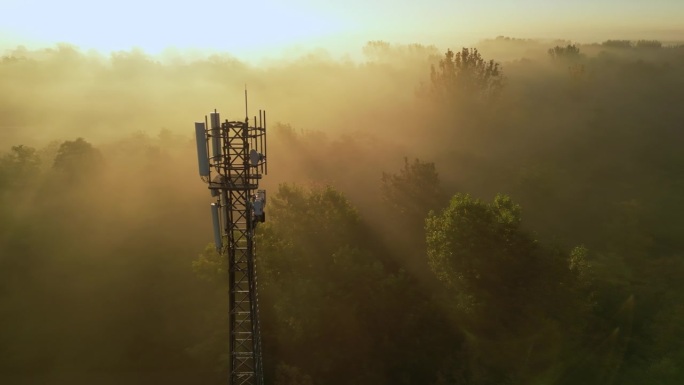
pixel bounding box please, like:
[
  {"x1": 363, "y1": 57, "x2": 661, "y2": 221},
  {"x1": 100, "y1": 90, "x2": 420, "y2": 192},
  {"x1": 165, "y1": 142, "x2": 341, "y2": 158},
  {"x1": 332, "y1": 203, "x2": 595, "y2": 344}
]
[{"x1": 2, "y1": 2, "x2": 684, "y2": 385}]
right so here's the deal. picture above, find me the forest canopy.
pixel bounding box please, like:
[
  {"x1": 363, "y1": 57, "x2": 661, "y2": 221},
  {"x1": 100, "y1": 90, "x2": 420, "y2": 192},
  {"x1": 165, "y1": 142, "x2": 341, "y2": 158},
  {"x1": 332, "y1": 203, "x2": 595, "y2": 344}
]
[{"x1": 1, "y1": 37, "x2": 684, "y2": 384}]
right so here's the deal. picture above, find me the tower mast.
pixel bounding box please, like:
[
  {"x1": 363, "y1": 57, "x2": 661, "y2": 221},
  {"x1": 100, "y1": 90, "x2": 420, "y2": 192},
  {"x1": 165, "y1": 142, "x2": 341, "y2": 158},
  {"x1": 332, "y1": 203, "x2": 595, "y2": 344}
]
[{"x1": 194, "y1": 96, "x2": 268, "y2": 385}]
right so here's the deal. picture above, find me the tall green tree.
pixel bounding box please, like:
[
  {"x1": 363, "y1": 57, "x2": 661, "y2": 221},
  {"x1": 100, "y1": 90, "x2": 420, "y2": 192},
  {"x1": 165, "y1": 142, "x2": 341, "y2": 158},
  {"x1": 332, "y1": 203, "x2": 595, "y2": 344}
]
[
  {"x1": 426, "y1": 194, "x2": 593, "y2": 384},
  {"x1": 548, "y1": 44, "x2": 582, "y2": 60},
  {"x1": 381, "y1": 157, "x2": 445, "y2": 228},
  {"x1": 0, "y1": 145, "x2": 41, "y2": 191},
  {"x1": 428, "y1": 48, "x2": 504, "y2": 103},
  {"x1": 256, "y1": 184, "x2": 384, "y2": 383},
  {"x1": 52, "y1": 137, "x2": 103, "y2": 179},
  {"x1": 379, "y1": 158, "x2": 447, "y2": 279}
]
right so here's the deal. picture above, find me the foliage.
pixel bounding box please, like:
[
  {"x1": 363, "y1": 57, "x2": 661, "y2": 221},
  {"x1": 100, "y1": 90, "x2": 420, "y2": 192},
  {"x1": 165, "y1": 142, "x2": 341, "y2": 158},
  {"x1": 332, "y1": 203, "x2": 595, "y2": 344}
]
[
  {"x1": 52, "y1": 137, "x2": 103, "y2": 181},
  {"x1": 0, "y1": 145, "x2": 41, "y2": 190},
  {"x1": 192, "y1": 243, "x2": 226, "y2": 282},
  {"x1": 548, "y1": 44, "x2": 582, "y2": 60},
  {"x1": 255, "y1": 184, "x2": 386, "y2": 383},
  {"x1": 636, "y1": 40, "x2": 663, "y2": 49},
  {"x1": 426, "y1": 194, "x2": 595, "y2": 383},
  {"x1": 1, "y1": 39, "x2": 684, "y2": 384},
  {"x1": 426, "y1": 194, "x2": 526, "y2": 298},
  {"x1": 602, "y1": 40, "x2": 633, "y2": 49},
  {"x1": 428, "y1": 48, "x2": 504, "y2": 103},
  {"x1": 381, "y1": 157, "x2": 444, "y2": 222}
]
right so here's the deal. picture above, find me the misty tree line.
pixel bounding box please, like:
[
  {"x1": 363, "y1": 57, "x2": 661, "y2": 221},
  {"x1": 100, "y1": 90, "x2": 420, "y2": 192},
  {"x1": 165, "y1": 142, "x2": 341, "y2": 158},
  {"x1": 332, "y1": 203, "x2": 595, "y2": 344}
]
[{"x1": 1, "y1": 38, "x2": 684, "y2": 384}]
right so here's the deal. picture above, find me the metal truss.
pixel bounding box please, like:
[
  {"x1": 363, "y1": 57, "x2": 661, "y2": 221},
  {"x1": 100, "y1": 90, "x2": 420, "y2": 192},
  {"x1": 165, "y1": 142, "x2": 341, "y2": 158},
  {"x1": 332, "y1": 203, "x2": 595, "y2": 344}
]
[{"x1": 198, "y1": 106, "x2": 267, "y2": 385}]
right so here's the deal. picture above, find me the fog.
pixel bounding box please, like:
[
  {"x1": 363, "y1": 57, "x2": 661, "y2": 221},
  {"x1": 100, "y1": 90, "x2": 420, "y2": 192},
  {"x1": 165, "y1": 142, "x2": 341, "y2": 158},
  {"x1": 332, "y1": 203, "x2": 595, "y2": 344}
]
[{"x1": 2, "y1": 36, "x2": 684, "y2": 384}]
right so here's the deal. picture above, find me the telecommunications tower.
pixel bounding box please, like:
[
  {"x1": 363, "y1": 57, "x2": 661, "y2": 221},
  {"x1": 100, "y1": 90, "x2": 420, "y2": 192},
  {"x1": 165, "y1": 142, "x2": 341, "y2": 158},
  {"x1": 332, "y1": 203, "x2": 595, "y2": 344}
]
[{"x1": 194, "y1": 93, "x2": 267, "y2": 385}]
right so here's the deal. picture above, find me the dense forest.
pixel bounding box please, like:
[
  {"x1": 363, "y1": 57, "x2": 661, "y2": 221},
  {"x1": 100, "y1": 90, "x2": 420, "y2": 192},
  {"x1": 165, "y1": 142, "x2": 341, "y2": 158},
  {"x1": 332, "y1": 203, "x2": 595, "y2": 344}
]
[{"x1": 1, "y1": 36, "x2": 684, "y2": 384}]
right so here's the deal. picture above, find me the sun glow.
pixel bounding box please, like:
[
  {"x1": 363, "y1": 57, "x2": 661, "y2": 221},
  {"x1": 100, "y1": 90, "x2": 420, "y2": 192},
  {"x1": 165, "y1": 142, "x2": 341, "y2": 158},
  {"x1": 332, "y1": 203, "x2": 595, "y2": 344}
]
[
  {"x1": 1, "y1": 0, "x2": 682, "y2": 59},
  {"x1": 0, "y1": 0, "x2": 351, "y2": 55}
]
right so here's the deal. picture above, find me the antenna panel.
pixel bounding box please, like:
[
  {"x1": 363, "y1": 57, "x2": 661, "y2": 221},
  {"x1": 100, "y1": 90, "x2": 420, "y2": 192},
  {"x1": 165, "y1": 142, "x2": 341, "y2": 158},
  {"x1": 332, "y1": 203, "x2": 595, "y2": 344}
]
[
  {"x1": 194, "y1": 122, "x2": 210, "y2": 177},
  {"x1": 210, "y1": 112, "x2": 222, "y2": 159},
  {"x1": 210, "y1": 203, "x2": 222, "y2": 251}
]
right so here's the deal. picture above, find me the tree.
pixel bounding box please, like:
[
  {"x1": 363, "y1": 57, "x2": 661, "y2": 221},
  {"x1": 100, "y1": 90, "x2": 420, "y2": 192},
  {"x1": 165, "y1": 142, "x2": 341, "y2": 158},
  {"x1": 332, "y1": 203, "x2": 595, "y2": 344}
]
[
  {"x1": 0, "y1": 145, "x2": 42, "y2": 231},
  {"x1": 548, "y1": 44, "x2": 586, "y2": 85},
  {"x1": 425, "y1": 194, "x2": 593, "y2": 383},
  {"x1": 381, "y1": 158, "x2": 445, "y2": 225},
  {"x1": 0, "y1": 145, "x2": 41, "y2": 191},
  {"x1": 428, "y1": 48, "x2": 504, "y2": 103},
  {"x1": 602, "y1": 40, "x2": 633, "y2": 49},
  {"x1": 548, "y1": 44, "x2": 582, "y2": 60},
  {"x1": 635, "y1": 40, "x2": 662, "y2": 49},
  {"x1": 378, "y1": 158, "x2": 447, "y2": 280},
  {"x1": 426, "y1": 194, "x2": 536, "y2": 311},
  {"x1": 52, "y1": 137, "x2": 103, "y2": 180}
]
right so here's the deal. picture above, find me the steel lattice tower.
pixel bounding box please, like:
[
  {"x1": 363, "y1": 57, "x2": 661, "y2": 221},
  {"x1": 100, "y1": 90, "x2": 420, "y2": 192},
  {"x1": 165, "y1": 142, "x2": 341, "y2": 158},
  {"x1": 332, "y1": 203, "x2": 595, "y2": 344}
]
[{"x1": 194, "y1": 97, "x2": 267, "y2": 385}]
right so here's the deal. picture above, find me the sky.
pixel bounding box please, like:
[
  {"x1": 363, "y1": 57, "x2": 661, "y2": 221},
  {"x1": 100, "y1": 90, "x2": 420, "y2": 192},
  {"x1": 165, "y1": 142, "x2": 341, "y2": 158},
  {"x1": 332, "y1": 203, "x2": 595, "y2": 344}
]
[{"x1": 1, "y1": 0, "x2": 683, "y2": 59}]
